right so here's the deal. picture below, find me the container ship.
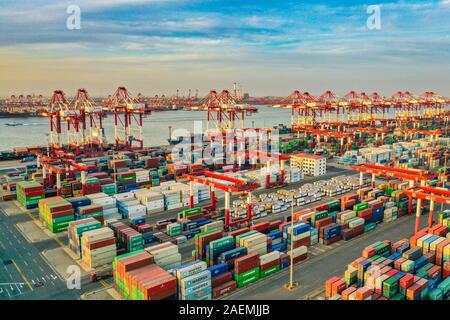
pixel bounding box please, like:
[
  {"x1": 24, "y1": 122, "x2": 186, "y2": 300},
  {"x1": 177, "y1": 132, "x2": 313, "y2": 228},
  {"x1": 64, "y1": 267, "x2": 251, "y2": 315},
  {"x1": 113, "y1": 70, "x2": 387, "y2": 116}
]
[{"x1": 0, "y1": 110, "x2": 38, "y2": 118}]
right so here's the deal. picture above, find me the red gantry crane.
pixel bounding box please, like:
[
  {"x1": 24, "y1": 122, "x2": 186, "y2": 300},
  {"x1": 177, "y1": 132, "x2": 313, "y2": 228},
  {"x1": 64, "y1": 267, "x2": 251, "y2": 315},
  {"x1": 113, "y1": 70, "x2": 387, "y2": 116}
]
[
  {"x1": 271, "y1": 90, "x2": 317, "y2": 134},
  {"x1": 47, "y1": 90, "x2": 68, "y2": 150},
  {"x1": 350, "y1": 163, "x2": 436, "y2": 214},
  {"x1": 102, "y1": 86, "x2": 151, "y2": 150},
  {"x1": 183, "y1": 171, "x2": 260, "y2": 229},
  {"x1": 199, "y1": 89, "x2": 258, "y2": 131},
  {"x1": 68, "y1": 89, "x2": 106, "y2": 155},
  {"x1": 35, "y1": 151, "x2": 90, "y2": 196},
  {"x1": 234, "y1": 149, "x2": 291, "y2": 188},
  {"x1": 403, "y1": 185, "x2": 450, "y2": 234},
  {"x1": 315, "y1": 90, "x2": 346, "y2": 131}
]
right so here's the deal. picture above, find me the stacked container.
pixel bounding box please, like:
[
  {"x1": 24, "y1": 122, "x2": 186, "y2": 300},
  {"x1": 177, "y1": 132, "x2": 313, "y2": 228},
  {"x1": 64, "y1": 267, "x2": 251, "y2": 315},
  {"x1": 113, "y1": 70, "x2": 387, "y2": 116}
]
[
  {"x1": 162, "y1": 189, "x2": 182, "y2": 210},
  {"x1": 238, "y1": 231, "x2": 268, "y2": 256},
  {"x1": 133, "y1": 190, "x2": 164, "y2": 214},
  {"x1": 67, "y1": 218, "x2": 102, "y2": 257},
  {"x1": 16, "y1": 181, "x2": 45, "y2": 209},
  {"x1": 87, "y1": 193, "x2": 119, "y2": 220},
  {"x1": 174, "y1": 260, "x2": 212, "y2": 300},
  {"x1": 208, "y1": 263, "x2": 236, "y2": 298},
  {"x1": 324, "y1": 228, "x2": 450, "y2": 300},
  {"x1": 81, "y1": 227, "x2": 117, "y2": 269},
  {"x1": 234, "y1": 253, "x2": 260, "y2": 288},
  {"x1": 207, "y1": 236, "x2": 235, "y2": 266},
  {"x1": 113, "y1": 250, "x2": 177, "y2": 300},
  {"x1": 259, "y1": 251, "x2": 281, "y2": 278},
  {"x1": 38, "y1": 196, "x2": 74, "y2": 233},
  {"x1": 146, "y1": 242, "x2": 182, "y2": 270},
  {"x1": 77, "y1": 204, "x2": 103, "y2": 222}
]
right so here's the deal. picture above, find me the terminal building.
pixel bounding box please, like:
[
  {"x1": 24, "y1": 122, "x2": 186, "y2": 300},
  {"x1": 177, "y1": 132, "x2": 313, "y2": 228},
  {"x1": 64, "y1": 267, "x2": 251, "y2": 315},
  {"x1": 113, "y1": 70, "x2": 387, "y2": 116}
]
[{"x1": 290, "y1": 153, "x2": 327, "y2": 177}]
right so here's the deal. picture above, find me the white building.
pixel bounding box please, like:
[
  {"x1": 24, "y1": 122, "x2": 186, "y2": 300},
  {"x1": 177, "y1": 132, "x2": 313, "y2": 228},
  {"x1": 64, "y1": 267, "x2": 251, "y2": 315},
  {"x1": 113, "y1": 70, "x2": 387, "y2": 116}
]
[{"x1": 290, "y1": 153, "x2": 327, "y2": 177}]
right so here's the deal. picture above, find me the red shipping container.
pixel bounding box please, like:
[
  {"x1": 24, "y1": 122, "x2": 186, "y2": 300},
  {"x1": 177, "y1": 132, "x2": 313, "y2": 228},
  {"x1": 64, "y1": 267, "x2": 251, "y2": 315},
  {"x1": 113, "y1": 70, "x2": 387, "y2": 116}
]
[
  {"x1": 51, "y1": 209, "x2": 75, "y2": 218},
  {"x1": 362, "y1": 247, "x2": 376, "y2": 259},
  {"x1": 355, "y1": 287, "x2": 372, "y2": 300},
  {"x1": 250, "y1": 221, "x2": 270, "y2": 232},
  {"x1": 399, "y1": 274, "x2": 414, "y2": 289},
  {"x1": 212, "y1": 281, "x2": 237, "y2": 299},
  {"x1": 293, "y1": 254, "x2": 307, "y2": 264},
  {"x1": 315, "y1": 217, "x2": 334, "y2": 230},
  {"x1": 325, "y1": 276, "x2": 341, "y2": 298},
  {"x1": 313, "y1": 203, "x2": 328, "y2": 212},
  {"x1": 268, "y1": 220, "x2": 282, "y2": 231},
  {"x1": 341, "y1": 286, "x2": 356, "y2": 300},
  {"x1": 443, "y1": 261, "x2": 450, "y2": 278},
  {"x1": 331, "y1": 279, "x2": 347, "y2": 296},
  {"x1": 86, "y1": 237, "x2": 116, "y2": 250},
  {"x1": 234, "y1": 253, "x2": 260, "y2": 274},
  {"x1": 212, "y1": 272, "x2": 233, "y2": 288},
  {"x1": 260, "y1": 258, "x2": 280, "y2": 271},
  {"x1": 410, "y1": 229, "x2": 428, "y2": 247}
]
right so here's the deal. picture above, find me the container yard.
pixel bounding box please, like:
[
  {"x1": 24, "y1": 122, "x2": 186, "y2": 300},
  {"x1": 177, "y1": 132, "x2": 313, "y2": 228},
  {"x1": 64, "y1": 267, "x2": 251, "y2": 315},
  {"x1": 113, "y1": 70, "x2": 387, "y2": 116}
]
[{"x1": 1, "y1": 86, "x2": 450, "y2": 303}]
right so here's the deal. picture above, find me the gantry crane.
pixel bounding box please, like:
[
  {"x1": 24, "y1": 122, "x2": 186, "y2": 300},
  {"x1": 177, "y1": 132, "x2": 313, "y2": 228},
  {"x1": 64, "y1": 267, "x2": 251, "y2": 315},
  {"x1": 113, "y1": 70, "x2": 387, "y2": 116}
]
[
  {"x1": 315, "y1": 90, "x2": 347, "y2": 131},
  {"x1": 183, "y1": 170, "x2": 260, "y2": 229},
  {"x1": 391, "y1": 91, "x2": 421, "y2": 128},
  {"x1": 102, "y1": 86, "x2": 151, "y2": 150},
  {"x1": 234, "y1": 149, "x2": 290, "y2": 188},
  {"x1": 35, "y1": 151, "x2": 90, "y2": 196},
  {"x1": 47, "y1": 90, "x2": 68, "y2": 150},
  {"x1": 199, "y1": 89, "x2": 257, "y2": 131},
  {"x1": 271, "y1": 90, "x2": 317, "y2": 135},
  {"x1": 403, "y1": 185, "x2": 450, "y2": 234},
  {"x1": 351, "y1": 163, "x2": 437, "y2": 216},
  {"x1": 68, "y1": 89, "x2": 106, "y2": 155}
]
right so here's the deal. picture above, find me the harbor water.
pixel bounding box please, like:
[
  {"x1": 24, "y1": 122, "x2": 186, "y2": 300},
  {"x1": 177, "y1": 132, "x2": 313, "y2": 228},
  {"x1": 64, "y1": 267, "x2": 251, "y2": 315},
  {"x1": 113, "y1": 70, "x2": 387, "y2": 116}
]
[{"x1": 0, "y1": 106, "x2": 292, "y2": 150}]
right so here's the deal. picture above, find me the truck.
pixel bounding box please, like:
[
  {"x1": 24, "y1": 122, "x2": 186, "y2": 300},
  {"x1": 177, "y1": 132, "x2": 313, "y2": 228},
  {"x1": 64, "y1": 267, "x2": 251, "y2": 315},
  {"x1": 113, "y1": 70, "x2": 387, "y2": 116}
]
[{"x1": 89, "y1": 265, "x2": 113, "y2": 283}]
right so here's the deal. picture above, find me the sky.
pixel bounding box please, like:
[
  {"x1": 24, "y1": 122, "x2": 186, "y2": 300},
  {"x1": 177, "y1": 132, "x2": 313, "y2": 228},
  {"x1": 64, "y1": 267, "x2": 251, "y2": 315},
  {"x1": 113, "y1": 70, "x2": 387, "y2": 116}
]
[{"x1": 0, "y1": 0, "x2": 450, "y2": 98}]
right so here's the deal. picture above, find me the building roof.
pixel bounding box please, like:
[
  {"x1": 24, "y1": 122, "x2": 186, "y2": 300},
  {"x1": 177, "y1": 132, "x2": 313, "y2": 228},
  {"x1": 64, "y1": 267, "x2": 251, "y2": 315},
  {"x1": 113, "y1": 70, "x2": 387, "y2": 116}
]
[{"x1": 292, "y1": 153, "x2": 326, "y2": 160}]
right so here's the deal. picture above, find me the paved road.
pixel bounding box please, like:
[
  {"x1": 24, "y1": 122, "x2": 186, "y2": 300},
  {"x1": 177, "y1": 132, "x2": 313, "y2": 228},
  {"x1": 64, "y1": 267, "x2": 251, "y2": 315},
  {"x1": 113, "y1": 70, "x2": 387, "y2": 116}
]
[
  {"x1": 222, "y1": 214, "x2": 431, "y2": 300},
  {"x1": 0, "y1": 205, "x2": 106, "y2": 300}
]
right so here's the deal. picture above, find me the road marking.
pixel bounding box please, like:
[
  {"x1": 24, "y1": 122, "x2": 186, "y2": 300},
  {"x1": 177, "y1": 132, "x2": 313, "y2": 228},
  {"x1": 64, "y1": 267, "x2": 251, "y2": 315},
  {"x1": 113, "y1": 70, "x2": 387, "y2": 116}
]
[
  {"x1": 12, "y1": 260, "x2": 33, "y2": 291},
  {"x1": 41, "y1": 277, "x2": 46, "y2": 283},
  {"x1": 99, "y1": 279, "x2": 111, "y2": 289},
  {"x1": 0, "y1": 240, "x2": 5, "y2": 249}
]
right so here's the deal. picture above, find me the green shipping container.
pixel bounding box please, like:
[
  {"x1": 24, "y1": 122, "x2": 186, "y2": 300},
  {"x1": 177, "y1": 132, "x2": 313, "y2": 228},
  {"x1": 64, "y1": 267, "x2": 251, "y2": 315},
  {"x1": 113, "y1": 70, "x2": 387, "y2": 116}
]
[
  {"x1": 354, "y1": 202, "x2": 369, "y2": 212},
  {"x1": 234, "y1": 267, "x2": 260, "y2": 282},
  {"x1": 236, "y1": 273, "x2": 260, "y2": 288},
  {"x1": 260, "y1": 265, "x2": 280, "y2": 278}
]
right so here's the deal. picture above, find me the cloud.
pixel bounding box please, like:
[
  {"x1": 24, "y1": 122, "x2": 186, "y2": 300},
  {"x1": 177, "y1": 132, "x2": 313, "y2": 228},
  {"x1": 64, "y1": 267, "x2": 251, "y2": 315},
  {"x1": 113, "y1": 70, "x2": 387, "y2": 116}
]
[{"x1": 0, "y1": 0, "x2": 449, "y2": 96}]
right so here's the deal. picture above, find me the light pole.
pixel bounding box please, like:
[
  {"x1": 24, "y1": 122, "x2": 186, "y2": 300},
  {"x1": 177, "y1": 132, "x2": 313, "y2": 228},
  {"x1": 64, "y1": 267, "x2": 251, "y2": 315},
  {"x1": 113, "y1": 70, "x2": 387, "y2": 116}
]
[
  {"x1": 284, "y1": 204, "x2": 299, "y2": 291},
  {"x1": 440, "y1": 122, "x2": 449, "y2": 212}
]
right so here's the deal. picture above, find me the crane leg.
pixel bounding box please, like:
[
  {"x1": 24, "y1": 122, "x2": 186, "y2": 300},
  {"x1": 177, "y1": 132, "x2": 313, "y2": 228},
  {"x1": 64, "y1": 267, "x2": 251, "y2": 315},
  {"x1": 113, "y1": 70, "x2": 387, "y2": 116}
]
[
  {"x1": 428, "y1": 200, "x2": 434, "y2": 228},
  {"x1": 415, "y1": 198, "x2": 422, "y2": 234}
]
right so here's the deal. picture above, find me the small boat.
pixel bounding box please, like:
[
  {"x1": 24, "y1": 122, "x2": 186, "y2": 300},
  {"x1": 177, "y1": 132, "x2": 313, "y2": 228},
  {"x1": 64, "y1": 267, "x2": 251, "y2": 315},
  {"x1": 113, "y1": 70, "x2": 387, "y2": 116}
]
[{"x1": 5, "y1": 122, "x2": 23, "y2": 127}]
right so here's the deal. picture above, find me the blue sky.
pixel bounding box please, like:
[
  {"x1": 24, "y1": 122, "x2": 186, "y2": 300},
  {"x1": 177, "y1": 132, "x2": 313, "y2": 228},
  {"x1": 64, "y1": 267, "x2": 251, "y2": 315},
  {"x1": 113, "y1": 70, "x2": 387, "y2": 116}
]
[{"x1": 0, "y1": 0, "x2": 450, "y2": 97}]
